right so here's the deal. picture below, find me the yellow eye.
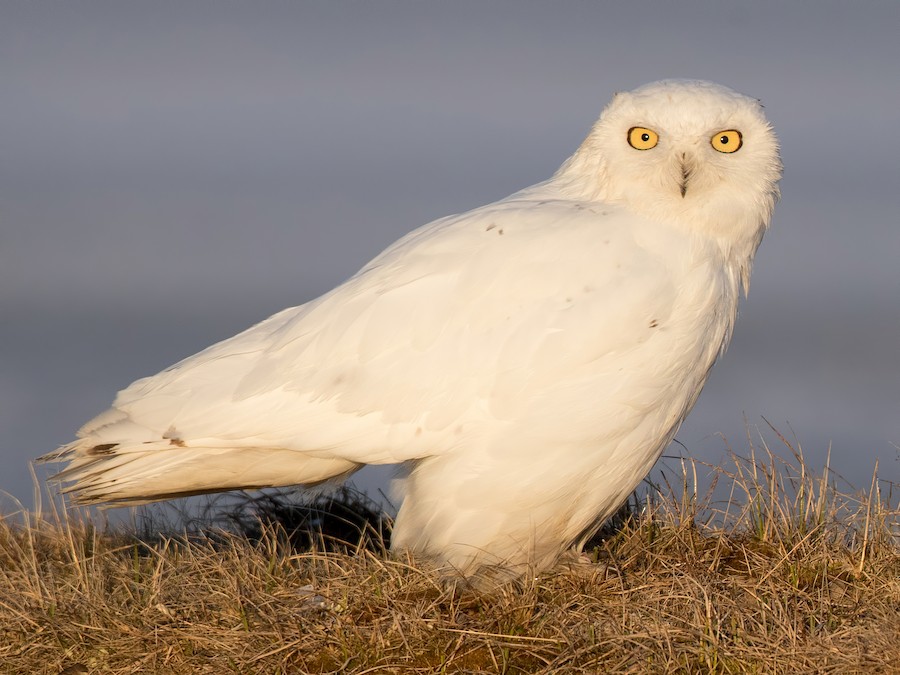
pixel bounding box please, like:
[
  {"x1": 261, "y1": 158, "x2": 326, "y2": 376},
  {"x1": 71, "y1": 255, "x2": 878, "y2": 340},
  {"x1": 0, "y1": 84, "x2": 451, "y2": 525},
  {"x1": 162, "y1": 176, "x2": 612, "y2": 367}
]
[
  {"x1": 627, "y1": 126, "x2": 659, "y2": 150},
  {"x1": 711, "y1": 129, "x2": 743, "y2": 153}
]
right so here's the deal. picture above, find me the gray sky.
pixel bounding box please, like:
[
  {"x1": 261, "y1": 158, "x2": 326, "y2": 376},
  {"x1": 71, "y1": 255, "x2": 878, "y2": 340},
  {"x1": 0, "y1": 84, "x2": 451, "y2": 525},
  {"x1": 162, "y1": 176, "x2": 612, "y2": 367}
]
[{"x1": 2, "y1": 1, "x2": 898, "y2": 513}]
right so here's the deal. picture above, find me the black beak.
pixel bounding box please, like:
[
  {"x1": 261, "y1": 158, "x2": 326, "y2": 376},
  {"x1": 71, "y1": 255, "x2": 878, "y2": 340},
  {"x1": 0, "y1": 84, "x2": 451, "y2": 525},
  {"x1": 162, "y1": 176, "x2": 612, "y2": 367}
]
[{"x1": 679, "y1": 154, "x2": 691, "y2": 198}]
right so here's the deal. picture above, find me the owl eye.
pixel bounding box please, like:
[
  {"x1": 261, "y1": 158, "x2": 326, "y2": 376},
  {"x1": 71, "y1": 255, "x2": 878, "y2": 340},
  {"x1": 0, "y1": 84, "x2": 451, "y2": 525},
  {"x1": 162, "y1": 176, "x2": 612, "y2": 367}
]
[
  {"x1": 711, "y1": 129, "x2": 743, "y2": 153},
  {"x1": 627, "y1": 126, "x2": 659, "y2": 150}
]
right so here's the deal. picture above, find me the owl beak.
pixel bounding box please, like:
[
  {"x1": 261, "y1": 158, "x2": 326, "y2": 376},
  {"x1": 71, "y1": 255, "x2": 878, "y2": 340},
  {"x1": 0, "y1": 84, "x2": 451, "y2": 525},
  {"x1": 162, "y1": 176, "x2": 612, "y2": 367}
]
[{"x1": 679, "y1": 153, "x2": 694, "y2": 198}]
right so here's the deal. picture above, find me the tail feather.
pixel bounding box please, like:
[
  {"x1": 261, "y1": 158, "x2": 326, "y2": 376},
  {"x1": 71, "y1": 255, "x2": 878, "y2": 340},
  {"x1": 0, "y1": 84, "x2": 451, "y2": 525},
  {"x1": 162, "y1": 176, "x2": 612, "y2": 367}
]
[{"x1": 43, "y1": 439, "x2": 360, "y2": 506}]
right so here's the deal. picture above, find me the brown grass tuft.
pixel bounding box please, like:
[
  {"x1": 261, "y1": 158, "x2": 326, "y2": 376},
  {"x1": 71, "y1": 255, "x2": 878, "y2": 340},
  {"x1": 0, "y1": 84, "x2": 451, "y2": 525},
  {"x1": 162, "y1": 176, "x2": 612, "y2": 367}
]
[{"x1": 3, "y1": 436, "x2": 898, "y2": 674}]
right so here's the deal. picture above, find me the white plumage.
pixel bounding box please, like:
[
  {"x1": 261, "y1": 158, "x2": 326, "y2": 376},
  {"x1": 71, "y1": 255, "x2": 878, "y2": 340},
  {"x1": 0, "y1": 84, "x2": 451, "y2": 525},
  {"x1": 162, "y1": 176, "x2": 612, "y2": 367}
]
[{"x1": 45, "y1": 80, "x2": 781, "y2": 582}]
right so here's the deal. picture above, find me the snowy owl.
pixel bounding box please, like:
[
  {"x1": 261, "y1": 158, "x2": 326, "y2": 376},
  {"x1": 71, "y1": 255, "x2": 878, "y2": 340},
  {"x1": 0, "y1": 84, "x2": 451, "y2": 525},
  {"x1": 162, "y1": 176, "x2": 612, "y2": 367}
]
[{"x1": 44, "y1": 80, "x2": 781, "y2": 584}]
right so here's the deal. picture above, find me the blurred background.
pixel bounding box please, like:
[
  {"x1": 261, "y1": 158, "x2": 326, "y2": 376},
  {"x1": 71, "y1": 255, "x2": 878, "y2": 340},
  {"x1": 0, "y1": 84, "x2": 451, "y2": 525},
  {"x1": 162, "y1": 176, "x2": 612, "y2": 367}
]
[{"x1": 2, "y1": 1, "x2": 898, "y2": 516}]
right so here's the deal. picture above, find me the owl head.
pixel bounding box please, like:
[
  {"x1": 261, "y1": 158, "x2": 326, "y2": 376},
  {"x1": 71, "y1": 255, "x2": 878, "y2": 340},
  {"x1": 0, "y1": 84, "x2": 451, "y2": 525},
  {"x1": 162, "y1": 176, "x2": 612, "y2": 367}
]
[{"x1": 555, "y1": 79, "x2": 782, "y2": 250}]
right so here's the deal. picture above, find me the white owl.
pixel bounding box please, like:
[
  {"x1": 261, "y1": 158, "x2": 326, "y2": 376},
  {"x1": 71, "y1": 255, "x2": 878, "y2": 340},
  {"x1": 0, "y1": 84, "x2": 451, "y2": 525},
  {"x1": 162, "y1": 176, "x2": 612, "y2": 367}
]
[{"x1": 44, "y1": 80, "x2": 781, "y2": 583}]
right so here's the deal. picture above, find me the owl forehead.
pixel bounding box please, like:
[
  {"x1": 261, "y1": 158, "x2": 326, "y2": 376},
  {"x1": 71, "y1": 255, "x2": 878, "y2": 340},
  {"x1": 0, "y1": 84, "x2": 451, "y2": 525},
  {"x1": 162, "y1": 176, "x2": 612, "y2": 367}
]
[{"x1": 606, "y1": 82, "x2": 761, "y2": 137}]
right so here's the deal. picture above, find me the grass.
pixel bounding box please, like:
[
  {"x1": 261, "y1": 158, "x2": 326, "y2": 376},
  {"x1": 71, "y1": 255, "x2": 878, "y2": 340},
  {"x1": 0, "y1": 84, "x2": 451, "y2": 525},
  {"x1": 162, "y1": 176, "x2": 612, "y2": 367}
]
[{"x1": 2, "y1": 432, "x2": 898, "y2": 674}]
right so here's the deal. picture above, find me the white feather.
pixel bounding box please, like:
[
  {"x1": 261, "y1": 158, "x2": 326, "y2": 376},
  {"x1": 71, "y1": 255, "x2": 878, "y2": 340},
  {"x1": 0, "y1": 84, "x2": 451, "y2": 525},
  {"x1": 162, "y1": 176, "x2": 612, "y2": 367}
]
[{"x1": 44, "y1": 80, "x2": 782, "y2": 582}]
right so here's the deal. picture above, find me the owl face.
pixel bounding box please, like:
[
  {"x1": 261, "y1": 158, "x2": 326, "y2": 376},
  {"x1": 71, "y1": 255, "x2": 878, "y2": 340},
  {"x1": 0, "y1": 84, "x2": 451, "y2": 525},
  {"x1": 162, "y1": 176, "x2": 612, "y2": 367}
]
[{"x1": 557, "y1": 80, "x2": 782, "y2": 237}]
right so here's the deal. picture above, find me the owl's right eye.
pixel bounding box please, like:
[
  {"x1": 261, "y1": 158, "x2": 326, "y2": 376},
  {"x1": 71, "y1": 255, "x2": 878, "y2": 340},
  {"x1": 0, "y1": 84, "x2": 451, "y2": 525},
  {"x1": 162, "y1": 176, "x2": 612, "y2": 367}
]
[{"x1": 627, "y1": 126, "x2": 659, "y2": 150}]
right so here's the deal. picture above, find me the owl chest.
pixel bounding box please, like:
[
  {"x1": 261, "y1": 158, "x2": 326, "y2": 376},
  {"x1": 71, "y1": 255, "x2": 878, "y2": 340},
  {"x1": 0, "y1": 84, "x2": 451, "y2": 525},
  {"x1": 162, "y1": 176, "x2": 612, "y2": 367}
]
[
  {"x1": 560, "y1": 235, "x2": 741, "y2": 409},
  {"x1": 617, "y1": 263, "x2": 740, "y2": 434},
  {"x1": 584, "y1": 230, "x2": 737, "y2": 358}
]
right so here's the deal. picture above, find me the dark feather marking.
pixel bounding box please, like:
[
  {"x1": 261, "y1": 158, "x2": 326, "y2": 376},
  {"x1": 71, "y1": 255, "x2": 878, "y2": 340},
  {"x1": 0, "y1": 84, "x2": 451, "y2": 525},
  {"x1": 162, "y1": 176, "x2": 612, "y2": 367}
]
[{"x1": 87, "y1": 443, "x2": 117, "y2": 456}]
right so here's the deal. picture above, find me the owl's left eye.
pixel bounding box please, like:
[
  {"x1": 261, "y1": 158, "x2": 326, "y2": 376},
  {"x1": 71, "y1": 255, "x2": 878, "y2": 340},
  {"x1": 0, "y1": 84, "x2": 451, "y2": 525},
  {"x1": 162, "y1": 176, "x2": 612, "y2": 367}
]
[{"x1": 711, "y1": 129, "x2": 743, "y2": 153}]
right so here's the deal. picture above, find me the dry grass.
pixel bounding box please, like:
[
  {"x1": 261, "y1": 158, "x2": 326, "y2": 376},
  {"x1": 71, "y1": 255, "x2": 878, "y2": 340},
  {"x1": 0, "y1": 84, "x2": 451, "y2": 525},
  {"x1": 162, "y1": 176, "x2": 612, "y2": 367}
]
[{"x1": 2, "y1": 435, "x2": 899, "y2": 674}]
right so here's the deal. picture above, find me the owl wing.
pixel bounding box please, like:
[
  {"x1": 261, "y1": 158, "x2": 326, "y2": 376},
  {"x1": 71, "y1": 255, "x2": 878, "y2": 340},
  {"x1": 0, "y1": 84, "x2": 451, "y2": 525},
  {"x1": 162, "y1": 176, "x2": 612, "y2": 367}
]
[{"x1": 51, "y1": 191, "x2": 679, "y2": 502}]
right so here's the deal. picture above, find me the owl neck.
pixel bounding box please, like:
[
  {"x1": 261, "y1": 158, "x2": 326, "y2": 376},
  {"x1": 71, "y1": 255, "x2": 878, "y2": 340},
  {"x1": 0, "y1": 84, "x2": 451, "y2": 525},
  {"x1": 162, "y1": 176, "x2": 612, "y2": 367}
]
[{"x1": 548, "y1": 152, "x2": 775, "y2": 297}]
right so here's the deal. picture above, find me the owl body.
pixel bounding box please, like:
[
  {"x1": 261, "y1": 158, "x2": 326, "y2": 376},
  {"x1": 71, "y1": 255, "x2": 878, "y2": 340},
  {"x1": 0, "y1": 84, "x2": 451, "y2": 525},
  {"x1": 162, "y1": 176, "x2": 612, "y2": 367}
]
[{"x1": 46, "y1": 80, "x2": 781, "y2": 582}]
